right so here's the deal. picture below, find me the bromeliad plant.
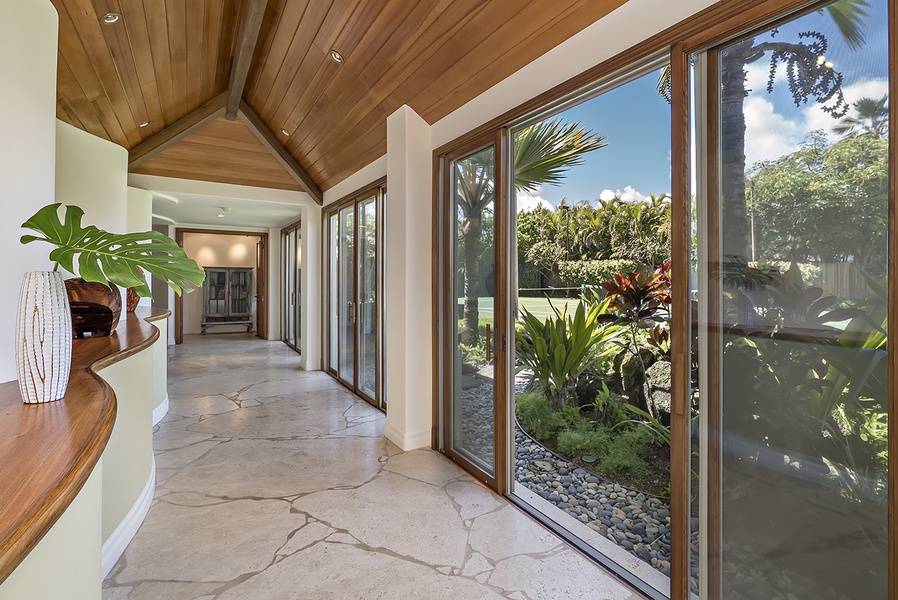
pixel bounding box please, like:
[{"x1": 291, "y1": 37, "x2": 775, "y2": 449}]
[
  {"x1": 21, "y1": 203, "x2": 205, "y2": 296},
  {"x1": 517, "y1": 296, "x2": 622, "y2": 412}
]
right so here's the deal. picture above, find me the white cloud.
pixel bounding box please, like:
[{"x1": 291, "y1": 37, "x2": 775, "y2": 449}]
[
  {"x1": 599, "y1": 185, "x2": 646, "y2": 203},
  {"x1": 516, "y1": 187, "x2": 554, "y2": 213},
  {"x1": 745, "y1": 60, "x2": 779, "y2": 95},
  {"x1": 743, "y1": 96, "x2": 803, "y2": 167}
]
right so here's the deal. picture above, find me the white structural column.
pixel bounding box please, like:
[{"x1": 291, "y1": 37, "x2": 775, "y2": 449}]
[
  {"x1": 384, "y1": 105, "x2": 433, "y2": 450},
  {"x1": 298, "y1": 205, "x2": 322, "y2": 371}
]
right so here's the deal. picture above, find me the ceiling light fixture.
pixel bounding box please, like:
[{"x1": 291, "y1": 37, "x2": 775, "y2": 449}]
[
  {"x1": 100, "y1": 12, "x2": 122, "y2": 24},
  {"x1": 328, "y1": 49, "x2": 345, "y2": 65},
  {"x1": 217, "y1": 214, "x2": 225, "y2": 218},
  {"x1": 139, "y1": 121, "x2": 149, "y2": 128},
  {"x1": 281, "y1": 128, "x2": 290, "y2": 136}
]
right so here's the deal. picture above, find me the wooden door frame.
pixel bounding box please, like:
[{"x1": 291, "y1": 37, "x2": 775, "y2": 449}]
[
  {"x1": 674, "y1": 1, "x2": 897, "y2": 599},
  {"x1": 322, "y1": 179, "x2": 388, "y2": 410},
  {"x1": 436, "y1": 131, "x2": 509, "y2": 494},
  {"x1": 280, "y1": 219, "x2": 302, "y2": 354},
  {"x1": 174, "y1": 228, "x2": 269, "y2": 343}
]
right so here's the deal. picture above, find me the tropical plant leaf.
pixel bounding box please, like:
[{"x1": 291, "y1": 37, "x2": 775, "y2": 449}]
[{"x1": 21, "y1": 203, "x2": 205, "y2": 297}]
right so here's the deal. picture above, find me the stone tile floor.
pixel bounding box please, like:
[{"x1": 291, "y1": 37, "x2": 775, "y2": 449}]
[{"x1": 102, "y1": 334, "x2": 641, "y2": 600}]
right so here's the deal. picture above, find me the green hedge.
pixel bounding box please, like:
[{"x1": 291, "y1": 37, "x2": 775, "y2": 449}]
[{"x1": 557, "y1": 259, "x2": 641, "y2": 287}]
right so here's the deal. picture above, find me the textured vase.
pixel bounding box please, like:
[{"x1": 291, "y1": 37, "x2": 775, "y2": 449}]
[{"x1": 15, "y1": 271, "x2": 73, "y2": 404}]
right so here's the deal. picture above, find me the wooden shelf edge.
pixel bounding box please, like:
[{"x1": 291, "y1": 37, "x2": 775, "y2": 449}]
[{"x1": 0, "y1": 311, "x2": 161, "y2": 584}]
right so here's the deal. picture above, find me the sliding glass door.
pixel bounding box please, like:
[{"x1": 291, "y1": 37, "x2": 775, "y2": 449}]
[
  {"x1": 281, "y1": 221, "x2": 301, "y2": 354},
  {"x1": 438, "y1": 134, "x2": 508, "y2": 491},
  {"x1": 325, "y1": 184, "x2": 385, "y2": 410},
  {"x1": 685, "y1": 1, "x2": 891, "y2": 598}
]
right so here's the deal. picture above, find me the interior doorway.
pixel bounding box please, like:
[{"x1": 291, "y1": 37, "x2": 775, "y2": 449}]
[{"x1": 175, "y1": 228, "x2": 269, "y2": 344}]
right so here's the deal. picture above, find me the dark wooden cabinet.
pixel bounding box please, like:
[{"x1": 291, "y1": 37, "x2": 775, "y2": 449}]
[{"x1": 202, "y1": 267, "x2": 253, "y2": 333}]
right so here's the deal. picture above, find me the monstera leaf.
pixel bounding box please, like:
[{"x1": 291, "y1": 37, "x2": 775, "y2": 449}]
[{"x1": 21, "y1": 203, "x2": 205, "y2": 297}]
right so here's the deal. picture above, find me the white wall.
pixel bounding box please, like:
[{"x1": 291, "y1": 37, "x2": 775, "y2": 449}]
[
  {"x1": 127, "y1": 187, "x2": 153, "y2": 308},
  {"x1": 0, "y1": 0, "x2": 59, "y2": 383},
  {"x1": 384, "y1": 106, "x2": 433, "y2": 450},
  {"x1": 298, "y1": 206, "x2": 321, "y2": 371},
  {"x1": 181, "y1": 233, "x2": 262, "y2": 335},
  {"x1": 56, "y1": 121, "x2": 128, "y2": 234}
]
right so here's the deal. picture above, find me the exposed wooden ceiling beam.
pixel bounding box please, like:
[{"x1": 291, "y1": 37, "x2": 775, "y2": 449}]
[
  {"x1": 128, "y1": 93, "x2": 228, "y2": 167},
  {"x1": 226, "y1": 0, "x2": 270, "y2": 120},
  {"x1": 237, "y1": 101, "x2": 323, "y2": 204}
]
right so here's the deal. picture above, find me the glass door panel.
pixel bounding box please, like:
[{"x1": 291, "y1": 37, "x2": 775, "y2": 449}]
[
  {"x1": 294, "y1": 230, "x2": 301, "y2": 351},
  {"x1": 282, "y1": 227, "x2": 300, "y2": 352},
  {"x1": 706, "y1": 3, "x2": 889, "y2": 598},
  {"x1": 357, "y1": 196, "x2": 377, "y2": 401},
  {"x1": 338, "y1": 205, "x2": 355, "y2": 384},
  {"x1": 283, "y1": 231, "x2": 296, "y2": 348},
  {"x1": 450, "y1": 144, "x2": 497, "y2": 474},
  {"x1": 325, "y1": 187, "x2": 384, "y2": 409},
  {"x1": 329, "y1": 214, "x2": 339, "y2": 373}
]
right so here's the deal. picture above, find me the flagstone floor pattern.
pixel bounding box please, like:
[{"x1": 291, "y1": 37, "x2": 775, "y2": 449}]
[{"x1": 102, "y1": 334, "x2": 640, "y2": 600}]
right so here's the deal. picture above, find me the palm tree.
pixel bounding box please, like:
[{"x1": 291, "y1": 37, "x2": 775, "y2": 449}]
[
  {"x1": 834, "y1": 94, "x2": 889, "y2": 138},
  {"x1": 455, "y1": 119, "x2": 606, "y2": 345}
]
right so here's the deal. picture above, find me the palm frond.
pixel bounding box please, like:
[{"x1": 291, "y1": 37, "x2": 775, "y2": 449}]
[
  {"x1": 824, "y1": 0, "x2": 870, "y2": 51},
  {"x1": 513, "y1": 119, "x2": 606, "y2": 193}
]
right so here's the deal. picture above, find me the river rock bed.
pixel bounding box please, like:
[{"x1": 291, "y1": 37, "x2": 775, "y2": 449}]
[{"x1": 514, "y1": 426, "x2": 674, "y2": 574}]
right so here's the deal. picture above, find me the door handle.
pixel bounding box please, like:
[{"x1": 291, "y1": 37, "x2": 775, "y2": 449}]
[
  {"x1": 348, "y1": 301, "x2": 355, "y2": 323},
  {"x1": 485, "y1": 323, "x2": 492, "y2": 362}
]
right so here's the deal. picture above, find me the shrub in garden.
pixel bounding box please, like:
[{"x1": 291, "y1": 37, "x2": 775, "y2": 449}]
[
  {"x1": 516, "y1": 296, "x2": 622, "y2": 411},
  {"x1": 557, "y1": 259, "x2": 640, "y2": 288}
]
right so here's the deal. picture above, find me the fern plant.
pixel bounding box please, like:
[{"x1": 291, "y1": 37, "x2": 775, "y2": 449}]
[{"x1": 21, "y1": 203, "x2": 205, "y2": 297}]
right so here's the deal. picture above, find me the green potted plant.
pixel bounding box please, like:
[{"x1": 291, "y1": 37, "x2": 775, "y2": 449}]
[{"x1": 15, "y1": 203, "x2": 204, "y2": 404}]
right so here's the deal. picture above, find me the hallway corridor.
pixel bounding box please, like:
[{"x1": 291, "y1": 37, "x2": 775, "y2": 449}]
[{"x1": 102, "y1": 335, "x2": 639, "y2": 600}]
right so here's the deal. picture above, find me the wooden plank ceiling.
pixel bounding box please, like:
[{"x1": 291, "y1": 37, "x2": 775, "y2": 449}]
[
  {"x1": 131, "y1": 116, "x2": 302, "y2": 191},
  {"x1": 53, "y1": 0, "x2": 626, "y2": 193}
]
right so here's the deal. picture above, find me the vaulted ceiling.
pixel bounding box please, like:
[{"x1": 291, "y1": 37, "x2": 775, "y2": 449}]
[{"x1": 52, "y1": 0, "x2": 626, "y2": 203}]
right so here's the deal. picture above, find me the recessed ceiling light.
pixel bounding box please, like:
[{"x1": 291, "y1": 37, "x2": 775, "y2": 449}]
[
  {"x1": 139, "y1": 121, "x2": 149, "y2": 128},
  {"x1": 100, "y1": 12, "x2": 122, "y2": 24},
  {"x1": 281, "y1": 128, "x2": 290, "y2": 136},
  {"x1": 328, "y1": 49, "x2": 345, "y2": 65}
]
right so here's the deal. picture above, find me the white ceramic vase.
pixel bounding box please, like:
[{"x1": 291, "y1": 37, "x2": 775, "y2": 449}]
[{"x1": 15, "y1": 271, "x2": 73, "y2": 403}]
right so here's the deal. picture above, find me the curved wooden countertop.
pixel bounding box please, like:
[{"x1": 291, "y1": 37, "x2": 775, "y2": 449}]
[{"x1": 0, "y1": 307, "x2": 170, "y2": 583}]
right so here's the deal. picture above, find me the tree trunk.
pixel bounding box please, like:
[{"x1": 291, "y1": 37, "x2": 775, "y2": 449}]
[
  {"x1": 462, "y1": 217, "x2": 483, "y2": 346},
  {"x1": 719, "y1": 40, "x2": 754, "y2": 263}
]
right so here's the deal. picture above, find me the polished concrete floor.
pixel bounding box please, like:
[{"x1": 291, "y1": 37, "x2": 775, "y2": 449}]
[{"x1": 102, "y1": 334, "x2": 640, "y2": 600}]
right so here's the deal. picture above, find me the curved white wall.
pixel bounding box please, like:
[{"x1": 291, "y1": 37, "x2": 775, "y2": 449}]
[
  {"x1": 56, "y1": 121, "x2": 128, "y2": 234},
  {"x1": 0, "y1": 0, "x2": 59, "y2": 383}
]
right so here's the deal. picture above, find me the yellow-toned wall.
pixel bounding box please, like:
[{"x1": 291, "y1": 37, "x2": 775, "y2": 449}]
[{"x1": 0, "y1": 465, "x2": 102, "y2": 600}]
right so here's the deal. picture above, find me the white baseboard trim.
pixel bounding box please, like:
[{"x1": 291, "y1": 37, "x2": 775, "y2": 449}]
[
  {"x1": 101, "y1": 457, "x2": 156, "y2": 579},
  {"x1": 384, "y1": 422, "x2": 431, "y2": 451},
  {"x1": 151, "y1": 394, "x2": 169, "y2": 426}
]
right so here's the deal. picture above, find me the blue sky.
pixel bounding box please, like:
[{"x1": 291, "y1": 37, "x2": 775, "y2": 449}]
[
  {"x1": 520, "y1": 69, "x2": 672, "y2": 209},
  {"x1": 518, "y1": 0, "x2": 888, "y2": 212}
]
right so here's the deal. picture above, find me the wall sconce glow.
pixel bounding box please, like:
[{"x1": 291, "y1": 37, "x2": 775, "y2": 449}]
[
  {"x1": 329, "y1": 49, "x2": 345, "y2": 65},
  {"x1": 229, "y1": 244, "x2": 249, "y2": 262},
  {"x1": 101, "y1": 12, "x2": 122, "y2": 24}
]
